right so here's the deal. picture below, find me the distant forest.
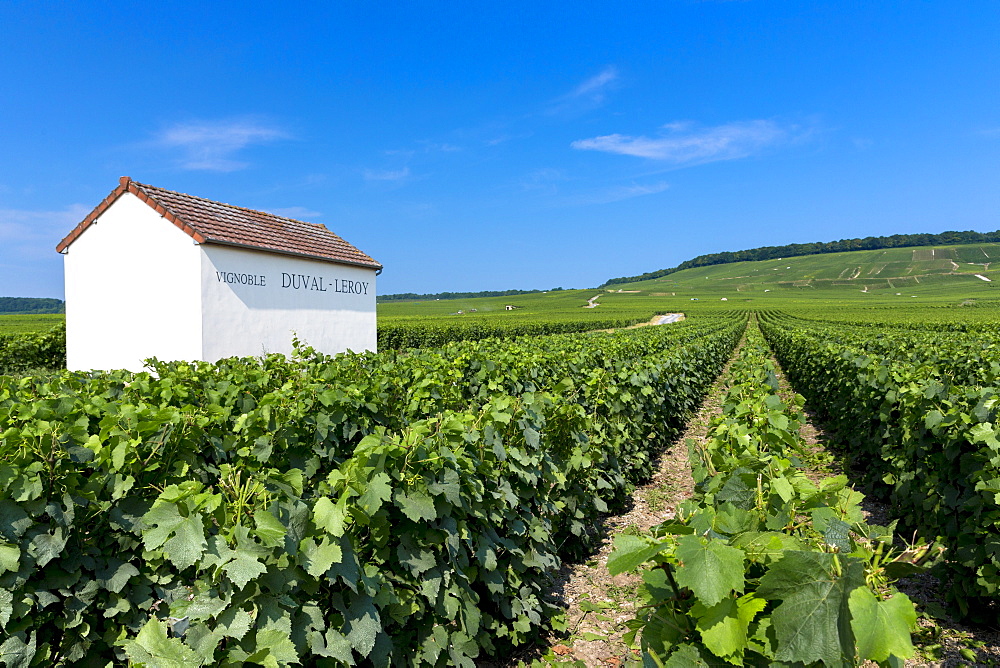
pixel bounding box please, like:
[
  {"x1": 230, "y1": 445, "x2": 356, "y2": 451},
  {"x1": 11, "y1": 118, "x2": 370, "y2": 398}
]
[
  {"x1": 600, "y1": 229, "x2": 1000, "y2": 287},
  {"x1": 0, "y1": 297, "x2": 65, "y2": 314},
  {"x1": 378, "y1": 287, "x2": 566, "y2": 303}
]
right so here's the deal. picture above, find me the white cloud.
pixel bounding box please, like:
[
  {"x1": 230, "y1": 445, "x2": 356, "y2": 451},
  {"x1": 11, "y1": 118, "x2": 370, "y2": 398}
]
[
  {"x1": 0, "y1": 206, "x2": 86, "y2": 297},
  {"x1": 521, "y1": 168, "x2": 568, "y2": 194},
  {"x1": 417, "y1": 141, "x2": 461, "y2": 153},
  {"x1": 978, "y1": 127, "x2": 1000, "y2": 138},
  {"x1": 571, "y1": 66, "x2": 619, "y2": 100},
  {"x1": 548, "y1": 66, "x2": 620, "y2": 114},
  {"x1": 265, "y1": 206, "x2": 322, "y2": 220},
  {"x1": 364, "y1": 167, "x2": 410, "y2": 182},
  {"x1": 0, "y1": 205, "x2": 89, "y2": 244},
  {"x1": 0, "y1": 204, "x2": 90, "y2": 262},
  {"x1": 589, "y1": 181, "x2": 671, "y2": 204},
  {"x1": 154, "y1": 118, "x2": 290, "y2": 171},
  {"x1": 571, "y1": 119, "x2": 792, "y2": 164},
  {"x1": 524, "y1": 168, "x2": 567, "y2": 184}
]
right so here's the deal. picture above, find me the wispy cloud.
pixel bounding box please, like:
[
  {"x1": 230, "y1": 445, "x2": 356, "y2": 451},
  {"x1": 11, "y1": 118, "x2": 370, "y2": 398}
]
[
  {"x1": 978, "y1": 127, "x2": 1000, "y2": 139},
  {"x1": 521, "y1": 168, "x2": 568, "y2": 194},
  {"x1": 524, "y1": 168, "x2": 567, "y2": 183},
  {"x1": 417, "y1": 141, "x2": 461, "y2": 153},
  {"x1": 588, "y1": 181, "x2": 671, "y2": 204},
  {"x1": 386, "y1": 141, "x2": 461, "y2": 158},
  {"x1": 364, "y1": 167, "x2": 411, "y2": 182},
  {"x1": 265, "y1": 206, "x2": 322, "y2": 220},
  {"x1": 0, "y1": 205, "x2": 87, "y2": 297},
  {"x1": 572, "y1": 119, "x2": 795, "y2": 165},
  {"x1": 548, "y1": 66, "x2": 620, "y2": 114},
  {"x1": 153, "y1": 118, "x2": 290, "y2": 171},
  {"x1": 0, "y1": 204, "x2": 90, "y2": 258},
  {"x1": 571, "y1": 67, "x2": 619, "y2": 101}
]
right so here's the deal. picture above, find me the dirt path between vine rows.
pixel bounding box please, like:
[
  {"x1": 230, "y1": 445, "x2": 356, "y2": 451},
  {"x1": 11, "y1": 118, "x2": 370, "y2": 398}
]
[
  {"x1": 483, "y1": 334, "x2": 1000, "y2": 667},
  {"x1": 481, "y1": 345, "x2": 740, "y2": 667}
]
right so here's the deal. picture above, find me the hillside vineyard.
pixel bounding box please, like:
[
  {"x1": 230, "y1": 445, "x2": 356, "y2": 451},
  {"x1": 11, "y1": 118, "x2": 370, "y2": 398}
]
[
  {"x1": 4, "y1": 305, "x2": 999, "y2": 664},
  {"x1": 0, "y1": 317, "x2": 741, "y2": 664},
  {"x1": 5, "y1": 233, "x2": 1000, "y2": 663}
]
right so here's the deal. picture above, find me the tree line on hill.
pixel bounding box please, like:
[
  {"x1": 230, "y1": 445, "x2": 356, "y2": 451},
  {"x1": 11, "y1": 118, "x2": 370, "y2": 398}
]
[
  {"x1": 0, "y1": 297, "x2": 65, "y2": 314},
  {"x1": 600, "y1": 229, "x2": 1000, "y2": 287},
  {"x1": 377, "y1": 287, "x2": 566, "y2": 302}
]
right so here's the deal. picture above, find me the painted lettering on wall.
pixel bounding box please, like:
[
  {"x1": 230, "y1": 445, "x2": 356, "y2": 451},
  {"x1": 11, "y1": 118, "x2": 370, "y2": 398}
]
[
  {"x1": 216, "y1": 271, "x2": 266, "y2": 286},
  {"x1": 214, "y1": 268, "x2": 370, "y2": 296},
  {"x1": 281, "y1": 273, "x2": 327, "y2": 291},
  {"x1": 279, "y1": 273, "x2": 368, "y2": 294},
  {"x1": 333, "y1": 279, "x2": 369, "y2": 295}
]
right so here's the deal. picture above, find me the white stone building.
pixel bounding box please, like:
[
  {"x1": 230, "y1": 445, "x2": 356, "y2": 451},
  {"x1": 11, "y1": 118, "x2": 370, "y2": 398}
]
[{"x1": 56, "y1": 177, "x2": 382, "y2": 371}]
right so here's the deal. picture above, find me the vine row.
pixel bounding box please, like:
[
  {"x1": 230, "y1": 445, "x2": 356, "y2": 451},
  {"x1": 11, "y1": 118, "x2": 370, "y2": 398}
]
[{"x1": 609, "y1": 325, "x2": 927, "y2": 667}]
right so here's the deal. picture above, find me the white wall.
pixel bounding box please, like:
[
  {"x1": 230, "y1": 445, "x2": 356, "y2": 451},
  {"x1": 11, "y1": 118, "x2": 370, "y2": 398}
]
[
  {"x1": 200, "y1": 245, "x2": 377, "y2": 361},
  {"x1": 63, "y1": 193, "x2": 203, "y2": 371}
]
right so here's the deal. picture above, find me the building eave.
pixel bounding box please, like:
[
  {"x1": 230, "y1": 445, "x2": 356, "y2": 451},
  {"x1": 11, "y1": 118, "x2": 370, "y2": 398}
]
[{"x1": 200, "y1": 238, "x2": 383, "y2": 271}]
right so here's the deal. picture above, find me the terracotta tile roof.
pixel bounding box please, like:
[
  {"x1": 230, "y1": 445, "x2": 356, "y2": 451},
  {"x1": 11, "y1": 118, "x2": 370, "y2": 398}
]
[{"x1": 56, "y1": 176, "x2": 382, "y2": 270}]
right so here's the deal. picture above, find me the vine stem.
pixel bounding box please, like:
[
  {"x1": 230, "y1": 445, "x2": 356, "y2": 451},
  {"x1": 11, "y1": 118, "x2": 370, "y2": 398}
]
[{"x1": 660, "y1": 563, "x2": 696, "y2": 635}]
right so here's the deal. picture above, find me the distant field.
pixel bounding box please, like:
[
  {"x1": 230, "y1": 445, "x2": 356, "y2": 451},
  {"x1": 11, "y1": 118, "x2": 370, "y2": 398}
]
[
  {"x1": 379, "y1": 242, "x2": 1000, "y2": 328},
  {"x1": 0, "y1": 313, "x2": 65, "y2": 334},
  {"x1": 377, "y1": 288, "x2": 662, "y2": 323}
]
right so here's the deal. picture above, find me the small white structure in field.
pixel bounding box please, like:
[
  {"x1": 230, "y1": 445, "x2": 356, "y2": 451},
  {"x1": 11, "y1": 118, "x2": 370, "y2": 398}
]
[{"x1": 56, "y1": 177, "x2": 382, "y2": 371}]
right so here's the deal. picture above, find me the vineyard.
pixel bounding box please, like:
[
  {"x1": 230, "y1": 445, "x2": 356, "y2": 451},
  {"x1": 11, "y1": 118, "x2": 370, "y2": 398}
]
[
  {"x1": 0, "y1": 309, "x2": 1000, "y2": 666},
  {"x1": 0, "y1": 315, "x2": 743, "y2": 665},
  {"x1": 3, "y1": 293, "x2": 1000, "y2": 664},
  {"x1": 0, "y1": 327, "x2": 65, "y2": 376}
]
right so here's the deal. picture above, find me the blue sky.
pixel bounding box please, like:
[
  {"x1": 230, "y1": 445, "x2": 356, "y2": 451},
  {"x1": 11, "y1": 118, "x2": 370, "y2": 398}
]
[{"x1": 2, "y1": 1, "x2": 998, "y2": 298}]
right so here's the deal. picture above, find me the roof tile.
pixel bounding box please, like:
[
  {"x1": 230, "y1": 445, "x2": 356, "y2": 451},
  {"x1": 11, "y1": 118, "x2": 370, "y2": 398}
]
[{"x1": 56, "y1": 177, "x2": 381, "y2": 270}]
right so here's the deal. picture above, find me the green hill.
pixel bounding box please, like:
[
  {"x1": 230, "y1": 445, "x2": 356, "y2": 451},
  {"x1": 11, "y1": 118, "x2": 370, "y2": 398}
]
[
  {"x1": 601, "y1": 229, "x2": 1000, "y2": 287},
  {"x1": 612, "y1": 242, "x2": 1000, "y2": 302}
]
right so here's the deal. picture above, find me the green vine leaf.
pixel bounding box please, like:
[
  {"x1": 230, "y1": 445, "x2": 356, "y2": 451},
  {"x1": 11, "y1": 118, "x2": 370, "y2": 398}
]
[
  {"x1": 0, "y1": 589, "x2": 12, "y2": 630},
  {"x1": 142, "y1": 503, "x2": 207, "y2": 570},
  {"x1": 223, "y1": 552, "x2": 268, "y2": 589},
  {"x1": 302, "y1": 536, "x2": 344, "y2": 578},
  {"x1": 216, "y1": 607, "x2": 253, "y2": 640},
  {"x1": 345, "y1": 595, "x2": 382, "y2": 657},
  {"x1": 0, "y1": 542, "x2": 20, "y2": 575},
  {"x1": 245, "y1": 629, "x2": 299, "y2": 668},
  {"x1": 357, "y1": 472, "x2": 392, "y2": 516},
  {"x1": 663, "y1": 643, "x2": 712, "y2": 667},
  {"x1": 312, "y1": 496, "x2": 347, "y2": 537},
  {"x1": 674, "y1": 535, "x2": 746, "y2": 607},
  {"x1": 757, "y1": 550, "x2": 865, "y2": 666},
  {"x1": 395, "y1": 488, "x2": 437, "y2": 522},
  {"x1": 692, "y1": 593, "x2": 767, "y2": 662},
  {"x1": 121, "y1": 619, "x2": 201, "y2": 667},
  {"x1": 848, "y1": 588, "x2": 916, "y2": 662},
  {"x1": 253, "y1": 510, "x2": 287, "y2": 547},
  {"x1": 607, "y1": 534, "x2": 669, "y2": 576}
]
